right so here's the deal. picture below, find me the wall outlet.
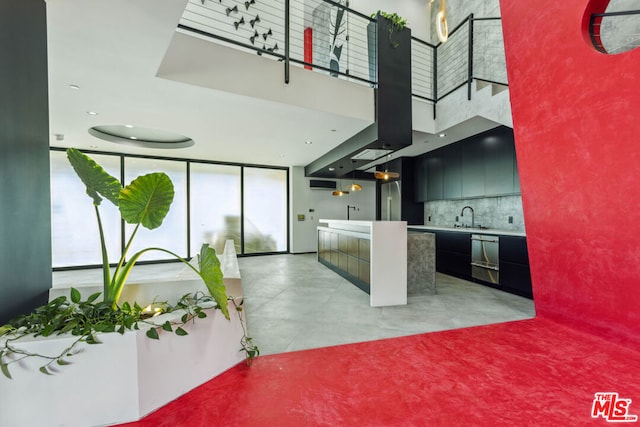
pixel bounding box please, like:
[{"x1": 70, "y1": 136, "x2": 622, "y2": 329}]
[
  {"x1": 428, "y1": 216, "x2": 431, "y2": 222},
  {"x1": 455, "y1": 216, "x2": 459, "y2": 222},
  {"x1": 508, "y1": 216, "x2": 513, "y2": 224}
]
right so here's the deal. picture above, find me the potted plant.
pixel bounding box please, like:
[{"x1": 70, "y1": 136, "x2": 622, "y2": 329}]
[
  {"x1": 367, "y1": 10, "x2": 409, "y2": 82},
  {"x1": 371, "y1": 10, "x2": 407, "y2": 48},
  {"x1": 0, "y1": 148, "x2": 258, "y2": 379}
]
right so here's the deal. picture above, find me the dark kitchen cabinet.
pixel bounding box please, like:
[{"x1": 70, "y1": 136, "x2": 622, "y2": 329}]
[
  {"x1": 416, "y1": 157, "x2": 429, "y2": 202},
  {"x1": 427, "y1": 156, "x2": 444, "y2": 201},
  {"x1": 434, "y1": 231, "x2": 472, "y2": 281},
  {"x1": 499, "y1": 236, "x2": 532, "y2": 298},
  {"x1": 484, "y1": 137, "x2": 515, "y2": 196},
  {"x1": 500, "y1": 261, "x2": 532, "y2": 298},
  {"x1": 443, "y1": 147, "x2": 462, "y2": 199},
  {"x1": 461, "y1": 140, "x2": 485, "y2": 198},
  {"x1": 415, "y1": 126, "x2": 520, "y2": 201}
]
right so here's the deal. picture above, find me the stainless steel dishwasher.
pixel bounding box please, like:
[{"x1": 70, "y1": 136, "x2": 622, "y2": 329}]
[{"x1": 471, "y1": 234, "x2": 499, "y2": 284}]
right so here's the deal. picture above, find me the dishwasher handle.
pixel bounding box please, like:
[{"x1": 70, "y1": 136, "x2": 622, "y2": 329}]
[{"x1": 470, "y1": 237, "x2": 499, "y2": 243}]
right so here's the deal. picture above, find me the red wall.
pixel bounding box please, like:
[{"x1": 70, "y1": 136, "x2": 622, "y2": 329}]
[{"x1": 500, "y1": 0, "x2": 640, "y2": 348}]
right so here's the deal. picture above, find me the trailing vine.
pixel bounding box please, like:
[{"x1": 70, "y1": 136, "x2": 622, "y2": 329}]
[
  {"x1": 0, "y1": 290, "x2": 258, "y2": 379},
  {"x1": 371, "y1": 10, "x2": 408, "y2": 48}
]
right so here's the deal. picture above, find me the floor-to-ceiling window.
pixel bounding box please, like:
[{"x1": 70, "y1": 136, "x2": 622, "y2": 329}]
[
  {"x1": 50, "y1": 151, "x2": 122, "y2": 267},
  {"x1": 49, "y1": 148, "x2": 289, "y2": 269},
  {"x1": 243, "y1": 167, "x2": 288, "y2": 254},
  {"x1": 189, "y1": 162, "x2": 241, "y2": 255}
]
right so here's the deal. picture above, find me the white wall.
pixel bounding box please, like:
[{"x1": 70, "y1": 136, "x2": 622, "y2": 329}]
[
  {"x1": 349, "y1": 0, "x2": 432, "y2": 41},
  {"x1": 290, "y1": 166, "x2": 376, "y2": 253}
]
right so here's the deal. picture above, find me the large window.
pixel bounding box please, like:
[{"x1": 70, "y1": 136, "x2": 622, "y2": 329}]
[
  {"x1": 243, "y1": 167, "x2": 288, "y2": 253},
  {"x1": 190, "y1": 163, "x2": 241, "y2": 255},
  {"x1": 50, "y1": 149, "x2": 288, "y2": 268},
  {"x1": 50, "y1": 151, "x2": 121, "y2": 267}
]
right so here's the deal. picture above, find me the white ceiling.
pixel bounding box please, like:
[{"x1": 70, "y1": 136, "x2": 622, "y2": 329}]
[
  {"x1": 45, "y1": 0, "x2": 375, "y2": 168},
  {"x1": 45, "y1": 0, "x2": 497, "y2": 170}
]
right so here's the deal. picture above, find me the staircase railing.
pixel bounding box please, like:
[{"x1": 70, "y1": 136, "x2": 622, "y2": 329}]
[
  {"x1": 178, "y1": 2, "x2": 508, "y2": 111},
  {"x1": 590, "y1": 9, "x2": 640, "y2": 54}
]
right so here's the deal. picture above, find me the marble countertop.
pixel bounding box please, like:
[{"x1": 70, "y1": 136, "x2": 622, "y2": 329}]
[{"x1": 408, "y1": 225, "x2": 526, "y2": 237}]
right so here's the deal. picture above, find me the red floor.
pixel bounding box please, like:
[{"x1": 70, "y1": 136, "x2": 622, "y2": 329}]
[{"x1": 118, "y1": 318, "x2": 640, "y2": 426}]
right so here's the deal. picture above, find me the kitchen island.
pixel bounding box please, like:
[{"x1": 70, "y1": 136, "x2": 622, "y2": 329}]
[{"x1": 317, "y1": 220, "x2": 407, "y2": 306}]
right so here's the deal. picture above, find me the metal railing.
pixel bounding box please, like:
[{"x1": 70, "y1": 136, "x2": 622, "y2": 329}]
[
  {"x1": 179, "y1": 0, "x2": 375, "y2": 85},
  {"x1": 179, "y1": 2, "x2": 509, "y2": 109},
  {"x1": 590, "y1": 9, "x2": 640, "y2": 54}
]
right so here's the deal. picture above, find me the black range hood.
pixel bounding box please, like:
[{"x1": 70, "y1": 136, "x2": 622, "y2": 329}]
[{"x1": 305, "y1": 15, "x2": 412, "y2": 179}]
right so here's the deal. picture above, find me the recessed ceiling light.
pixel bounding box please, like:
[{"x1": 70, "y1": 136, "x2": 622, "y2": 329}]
[
  {"x1": 125, "y1": 124, "x2": 134, "y2": 128},
  {"x1": 69, "y1": 84, "x2": 80, "y2": 90},
  {"x1": 329, "y1": 167, "x2": 336, "y2": 171},
  {"x1": 86, "y1": 111, "x2": 98, "y2": 116},
  {"x1": 305, "y1": 140, "x2": 312, "y2": 145},
  {"x1": 129, "y1": 136, "x2": 137, "y2": 140},
  {"x1": 438, "y1": 133, "x2": 446, "y2": 138}
]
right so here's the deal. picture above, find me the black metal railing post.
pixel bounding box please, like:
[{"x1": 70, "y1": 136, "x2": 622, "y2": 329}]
[
  {"x1": 433, "y1": 45, "x2": 438, "y2": 120},
  {"x1": 467, "y1": 13, "x2": 474, "y2": 101},
  {"x1": 284, "y1": 0, "x2": 290, "y2": 84}
]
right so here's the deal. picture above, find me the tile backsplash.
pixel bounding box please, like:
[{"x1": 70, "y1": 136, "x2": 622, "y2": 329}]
[{"x1": 424, "y1": 195, "x2": 525, "y2": 232}]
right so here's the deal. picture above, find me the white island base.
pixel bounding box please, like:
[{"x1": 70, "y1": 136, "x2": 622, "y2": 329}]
[{"x1": 318, "y1": 220, "x2": 407, "y2": 307}]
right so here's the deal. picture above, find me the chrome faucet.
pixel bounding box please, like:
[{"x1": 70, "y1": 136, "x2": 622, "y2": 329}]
[{"x1": 460, "y1": 205, "x2": 474, "y2": 228}]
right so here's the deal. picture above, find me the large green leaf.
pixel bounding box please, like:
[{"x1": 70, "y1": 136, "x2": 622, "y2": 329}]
[
  {"x1": 119, "y1": 172, "x2": 174, "y2": 229},
  {"x1": 66, "y1": 148, "x2": 122, "y2": 206},
  {"x1": 198, "y1": 244, "x2": 229, "y2": 319}
]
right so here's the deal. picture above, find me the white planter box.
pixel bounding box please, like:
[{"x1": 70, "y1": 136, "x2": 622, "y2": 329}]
[
  {"x1": 0, "y1": 306, "x2": 245, "y2": 427},
  {"x1": 0, "y1": 241, "x2": 246, "y2": 427}
]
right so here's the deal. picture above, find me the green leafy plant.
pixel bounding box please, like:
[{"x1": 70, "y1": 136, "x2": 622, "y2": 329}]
[
  {"x1": 66, "y1": 148, "x2": 228, "y2": 317},
  {"x1": 0, "y1": 148, "x2": 259, "y2": 378},
  {"x1": 0, "y1": 291, "x2": 259, "y2": 378},
  {"x1": 371, "y1": 10, "x2": 408, "y2": 48}
]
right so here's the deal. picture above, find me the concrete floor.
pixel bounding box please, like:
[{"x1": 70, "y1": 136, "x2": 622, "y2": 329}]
[
  {"x1": 239, "y1": 253, "x2": 535, "y2": 355},
  {"x1": 52, "y1": 253, "x2": 535, "y2": 356}
]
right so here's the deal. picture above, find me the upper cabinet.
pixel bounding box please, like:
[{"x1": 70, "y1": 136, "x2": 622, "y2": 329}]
[
  {"x1": 443, "y1": 147, "x2": 462, "y2": 199},
  {"x1": 484, "y1": 136, "x2": 515, "y2": 196},
  {"x1": 417, "y1": 126, "x2": 520, "y2": 202},
  {"x1": 461, "y1": 140, "x2": 485, "y2": 198},
  {"x1": 426, "y1": 156, "x2": 443, "y2": 201}
]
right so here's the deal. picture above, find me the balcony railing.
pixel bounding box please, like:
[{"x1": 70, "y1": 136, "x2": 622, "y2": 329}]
[
  {"x1": 178, "y1": 1, "x2": 508, "y2": 110},
  {"x1": 590, "y1": 9, "x2": 640, "y2": 54}
]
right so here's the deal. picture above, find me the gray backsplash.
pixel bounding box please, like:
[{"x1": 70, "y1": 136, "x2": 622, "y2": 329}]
[{"x1": 424, "y1": 195, "x2": 525, "y2": 232}]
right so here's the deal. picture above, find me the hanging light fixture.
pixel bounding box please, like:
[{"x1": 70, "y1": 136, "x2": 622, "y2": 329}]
[
  {"x1": 431, "y1": 0, "x2": 448, "y2": 43},
  {"x1": 348, "y1": 160, "x2": 362, "y2": 191},
  {"x1": 332, "y1": 174, "x2": 350, "y2": 196},
  {"x1": 374, "y1": 152, "x2": 400, "y2": 180}
]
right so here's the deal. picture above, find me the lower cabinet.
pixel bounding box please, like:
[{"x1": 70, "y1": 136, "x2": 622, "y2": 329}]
[
  {"x1": 499, "y1": 236, "x2": 533, "y2": 298},
  {"x1": 500, "y1": 261, "x2": 532, "y2": 298},
  {"x1": 435, "y1": 231, "x2": 472, "y2": 281},
  {"x1": 318, "y1": 229, "x2": 371, "y2": 293},
  {"x1": 432, "y1": 230, "x2": 533, "y2": 299}
]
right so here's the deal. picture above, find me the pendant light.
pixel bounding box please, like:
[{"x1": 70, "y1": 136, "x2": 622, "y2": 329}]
[
  {"x1": 332, "y1": 173, "x2": 349, "y2": 196},
  {"x1": 374, "y1": 151, "x2": 400, "y2": 180},
  {"x1": 348, "y1": 160, "x2": 362, "y2": 191}
]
